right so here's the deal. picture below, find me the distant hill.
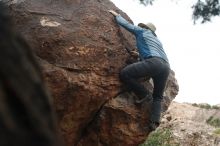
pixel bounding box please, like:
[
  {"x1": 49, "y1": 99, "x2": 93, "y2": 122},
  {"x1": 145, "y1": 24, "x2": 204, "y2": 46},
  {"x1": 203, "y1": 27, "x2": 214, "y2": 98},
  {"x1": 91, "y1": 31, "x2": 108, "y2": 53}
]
[{"x1": 144, "y1": 101, "x2": 220, "y2": 146}]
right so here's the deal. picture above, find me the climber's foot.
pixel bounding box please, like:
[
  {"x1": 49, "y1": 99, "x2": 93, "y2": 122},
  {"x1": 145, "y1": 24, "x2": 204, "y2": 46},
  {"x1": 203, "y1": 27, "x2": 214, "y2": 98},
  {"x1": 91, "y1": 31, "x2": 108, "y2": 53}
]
[
  {"x1": 144, "y1": 121, "x2": 160, "y2": 132},
  {"x1": 135, "y1": 94, "x2": 152, "y2": 105}
]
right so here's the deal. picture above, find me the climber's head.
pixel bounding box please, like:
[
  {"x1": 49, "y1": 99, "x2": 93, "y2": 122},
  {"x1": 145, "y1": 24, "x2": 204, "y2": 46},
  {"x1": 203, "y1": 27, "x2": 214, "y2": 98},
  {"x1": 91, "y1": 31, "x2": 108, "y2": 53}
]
[{"x1": 138, "y1": 22, "x2": 156, "y2": 32}]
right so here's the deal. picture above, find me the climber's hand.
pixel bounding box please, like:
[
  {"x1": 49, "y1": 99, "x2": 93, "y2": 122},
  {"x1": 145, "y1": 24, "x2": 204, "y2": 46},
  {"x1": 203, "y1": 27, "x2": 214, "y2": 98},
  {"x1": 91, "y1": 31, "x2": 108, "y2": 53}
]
[
  {"x1": 130, "y1": 50, "x2": 139, "y2": 58},
  {"x1": 108, "y1": 10, "x2": 119, "y2": 16}
]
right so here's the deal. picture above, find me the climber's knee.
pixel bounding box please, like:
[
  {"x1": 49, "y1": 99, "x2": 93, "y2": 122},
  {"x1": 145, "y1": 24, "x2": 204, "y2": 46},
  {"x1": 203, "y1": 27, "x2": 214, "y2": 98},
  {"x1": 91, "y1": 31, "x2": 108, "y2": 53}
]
[
  {"x1": 119, "y1": 69, "x2": 129, "y2": 82},
  {"x1": 152, "y1": 93, "x2": 163, "y2": 102}
]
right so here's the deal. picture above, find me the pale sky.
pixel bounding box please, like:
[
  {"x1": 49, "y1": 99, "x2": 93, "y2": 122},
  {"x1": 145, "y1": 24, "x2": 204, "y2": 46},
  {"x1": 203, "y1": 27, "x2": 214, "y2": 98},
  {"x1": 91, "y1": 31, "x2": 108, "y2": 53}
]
[{"x1": 110, "y1": 0, "x2": 220, "y2": 105}]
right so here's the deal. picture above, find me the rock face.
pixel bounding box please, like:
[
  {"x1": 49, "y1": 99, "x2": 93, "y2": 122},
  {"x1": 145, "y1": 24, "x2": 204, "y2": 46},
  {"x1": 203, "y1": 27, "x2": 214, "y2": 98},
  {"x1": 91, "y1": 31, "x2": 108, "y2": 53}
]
[
  {"x1": 78, "y1": 71, "x2": 178, "y2": 146},
  {"x1": 8, "y1": 0, "x2": 179, "y2": 145},
  {"x1": 160, "y1": 102, "x2": 220, "y2": 146}
]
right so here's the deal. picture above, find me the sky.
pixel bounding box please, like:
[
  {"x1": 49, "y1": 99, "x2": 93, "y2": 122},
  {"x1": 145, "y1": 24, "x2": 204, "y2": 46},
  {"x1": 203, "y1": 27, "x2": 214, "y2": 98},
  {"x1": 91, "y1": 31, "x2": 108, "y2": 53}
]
[{"x1": 110, "y1": 0, "x2": 220, "y2": 105}]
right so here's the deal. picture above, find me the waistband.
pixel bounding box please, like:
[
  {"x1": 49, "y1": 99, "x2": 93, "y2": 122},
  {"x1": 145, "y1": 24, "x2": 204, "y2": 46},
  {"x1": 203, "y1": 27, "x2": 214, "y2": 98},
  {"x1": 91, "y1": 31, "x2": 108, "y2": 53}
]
[{"x1": 144, "y1": 56, "x2": 169, "y2": 65}]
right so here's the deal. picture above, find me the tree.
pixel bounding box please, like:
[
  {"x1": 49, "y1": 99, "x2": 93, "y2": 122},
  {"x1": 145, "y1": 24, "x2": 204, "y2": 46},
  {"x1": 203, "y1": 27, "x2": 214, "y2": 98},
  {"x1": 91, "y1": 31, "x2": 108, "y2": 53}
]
[
  {"x1": 192, "y1": 0, "x2": 220, "y2": 23},
  {"x1": 138, "y1": 0, "x2": 220, "y2": 23},
  {"x1": 139, "y1": 0, "x2": 155, "y2": 5}
]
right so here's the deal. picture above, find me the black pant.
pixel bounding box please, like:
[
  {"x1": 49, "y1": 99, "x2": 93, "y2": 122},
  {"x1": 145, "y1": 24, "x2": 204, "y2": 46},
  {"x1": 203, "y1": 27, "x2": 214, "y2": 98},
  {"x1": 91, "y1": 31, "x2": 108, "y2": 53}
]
[{"x1": 119, "y1": 57, "x2": 170, "y2": 122}]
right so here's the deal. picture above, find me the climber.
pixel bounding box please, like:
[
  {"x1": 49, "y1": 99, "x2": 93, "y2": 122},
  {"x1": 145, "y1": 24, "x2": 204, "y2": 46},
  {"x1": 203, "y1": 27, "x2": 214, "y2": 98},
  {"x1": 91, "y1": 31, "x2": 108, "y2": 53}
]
[{"x1": 108, "y1": 10, "x2": 170, "y2": 131}]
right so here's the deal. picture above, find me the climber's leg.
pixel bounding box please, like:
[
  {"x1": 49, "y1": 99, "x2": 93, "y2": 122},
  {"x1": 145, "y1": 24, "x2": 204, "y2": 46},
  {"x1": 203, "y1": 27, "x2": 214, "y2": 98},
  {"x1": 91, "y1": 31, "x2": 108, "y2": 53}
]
[
  {"x1": 119, "y1": 59, "x2": 154, "y2": 99},
  {"x1": 149, "y1": 61, "x2": 170, "y2": 131}
]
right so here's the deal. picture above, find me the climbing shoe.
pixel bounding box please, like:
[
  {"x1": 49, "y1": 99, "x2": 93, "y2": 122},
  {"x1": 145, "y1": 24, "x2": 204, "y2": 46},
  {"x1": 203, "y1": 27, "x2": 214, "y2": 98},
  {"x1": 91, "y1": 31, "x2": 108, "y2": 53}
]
[
  {"x1": 148, "y1": 121, "x2": 160, "y2": 132},
  {"x1": 135, "y1": 94, "x2": 152, "y2": 104}
]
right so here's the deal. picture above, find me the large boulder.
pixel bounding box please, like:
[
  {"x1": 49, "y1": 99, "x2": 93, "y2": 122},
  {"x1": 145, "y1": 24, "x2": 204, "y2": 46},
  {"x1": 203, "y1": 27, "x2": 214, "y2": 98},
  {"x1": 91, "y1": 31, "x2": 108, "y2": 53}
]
[
  {"x1": 8, "y1": 0, "x2": 179, "y2": 145},
  {"x1": 78, "y1": 71, "x2": 178, "y2": 146}
]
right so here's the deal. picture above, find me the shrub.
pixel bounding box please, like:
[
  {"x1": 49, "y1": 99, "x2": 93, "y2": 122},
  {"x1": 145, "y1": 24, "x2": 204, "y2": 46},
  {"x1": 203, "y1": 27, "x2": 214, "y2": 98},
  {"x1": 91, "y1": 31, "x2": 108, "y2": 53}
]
[
  {"x1": 199, "y1": 104, "x2": 211, "y2": 109},
  {"x1": 192, "y1": 103, "x2": 211, "y2": 109},
  {"x1": 140, "y1": 128, "x2": 179, "y2": 146},
  {"x1": 212, "y1": 105, "x2": 220, "y2": 110},
  {"x1": 206, "y1": 116, "x2": 220, "y2": 128},
  {"x1": 192, "y1": 103, "x2": 198, "y2": 107},
  {"x1": 213, "y1": 128, "x2": 220, "y2": 135},
  {"x1": 192, "y1": 103, "x2": 220, "y2": 110}
]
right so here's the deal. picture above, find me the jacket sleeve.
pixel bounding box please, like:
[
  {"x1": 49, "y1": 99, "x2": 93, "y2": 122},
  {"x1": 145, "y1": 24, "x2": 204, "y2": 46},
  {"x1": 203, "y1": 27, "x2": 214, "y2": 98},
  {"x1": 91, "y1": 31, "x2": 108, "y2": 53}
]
[{"x1": 115, "y1": 15, "x2": 141, "y2": 34}]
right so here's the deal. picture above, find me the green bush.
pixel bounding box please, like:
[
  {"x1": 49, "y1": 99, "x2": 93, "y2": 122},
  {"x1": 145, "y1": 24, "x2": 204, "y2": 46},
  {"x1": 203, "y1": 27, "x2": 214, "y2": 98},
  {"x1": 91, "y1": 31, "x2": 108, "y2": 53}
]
[
  {"x1": 192, "y1": 103, "x2": 220, "y2": 110},
  {"x1": 199, "y1": 104, "x2": 211, "y2": 109},
  {"x1": 212, "y1": 105, "x2": 220, "y2": 110},
  {"x1": 206, "y1": 116, "x2": 220, "y2": 128},
  {"x1": 213, "y1": 128, "x2": 220, "y2": 135},
  {"x1": 192, "y1": 103, "x2": 211, "y2": 109},
  {"x1": 140, "y1": 128, "x2": 179, "y2": 146},
  {"x1": 192, "y1": 103, "x2": 198, "y2": 107}
]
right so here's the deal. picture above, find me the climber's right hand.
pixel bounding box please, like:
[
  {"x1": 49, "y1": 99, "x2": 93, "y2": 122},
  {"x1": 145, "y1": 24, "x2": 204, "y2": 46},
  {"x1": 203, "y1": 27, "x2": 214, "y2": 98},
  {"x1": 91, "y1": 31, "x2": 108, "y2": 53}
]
[{"x1": 130, "y1": 50, "x2": 139, "y2": 58}]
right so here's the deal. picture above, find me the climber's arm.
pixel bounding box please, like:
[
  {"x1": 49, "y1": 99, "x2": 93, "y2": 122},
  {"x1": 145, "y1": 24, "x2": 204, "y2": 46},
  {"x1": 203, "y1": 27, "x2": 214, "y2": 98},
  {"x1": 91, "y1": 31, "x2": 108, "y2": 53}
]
[{"x1": 108, "y1": 10, "x2": 141, "y2": 34}]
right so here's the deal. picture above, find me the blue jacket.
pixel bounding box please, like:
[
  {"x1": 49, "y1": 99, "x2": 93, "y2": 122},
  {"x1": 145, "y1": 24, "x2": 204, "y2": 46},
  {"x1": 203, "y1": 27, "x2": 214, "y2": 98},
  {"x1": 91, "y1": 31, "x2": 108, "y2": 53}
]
[{"x1": 116, "y1": 15, "x2": 169, "y2": 63}]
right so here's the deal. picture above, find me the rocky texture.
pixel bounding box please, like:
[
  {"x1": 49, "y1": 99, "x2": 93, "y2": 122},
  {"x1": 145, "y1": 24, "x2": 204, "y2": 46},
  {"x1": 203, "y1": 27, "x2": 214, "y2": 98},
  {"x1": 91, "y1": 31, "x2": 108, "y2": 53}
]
[
  {"x1": 7, "y1": 0, "x2": 179, "y2": 145},
  {"x1": 78, "y1": 71, "x2": 178, "y2": 145},
  {"x1": 160, "y1": 101, "x2": 220, "y2": 146}
]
